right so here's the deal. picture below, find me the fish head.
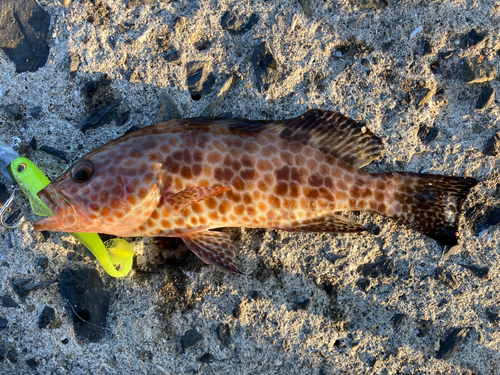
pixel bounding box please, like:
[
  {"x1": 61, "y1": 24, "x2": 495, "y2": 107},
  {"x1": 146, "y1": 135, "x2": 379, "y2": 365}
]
[{"x1": 34, "y1": 145, "x2": 165, "y2": 234}]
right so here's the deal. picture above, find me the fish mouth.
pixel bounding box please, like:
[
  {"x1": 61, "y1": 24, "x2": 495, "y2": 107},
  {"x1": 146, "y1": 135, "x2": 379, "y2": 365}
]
[{"x1": 34, "y1": 185, "x2": 88, "y2": 232}]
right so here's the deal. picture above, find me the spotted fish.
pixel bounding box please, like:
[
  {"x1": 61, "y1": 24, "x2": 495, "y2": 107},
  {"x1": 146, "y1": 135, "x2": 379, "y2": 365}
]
[{"x1": 34, "y1": 109, "x2": 478, "y2": 273}]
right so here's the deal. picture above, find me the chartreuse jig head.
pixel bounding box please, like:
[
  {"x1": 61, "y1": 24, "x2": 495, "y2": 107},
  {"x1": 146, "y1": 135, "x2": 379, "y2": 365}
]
[{"x1": 6, "y1": 157, "x2": 134, "y2": 277}]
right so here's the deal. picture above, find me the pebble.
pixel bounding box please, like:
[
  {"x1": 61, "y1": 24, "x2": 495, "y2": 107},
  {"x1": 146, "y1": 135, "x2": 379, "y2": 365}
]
[
  {"x1": 435, "y1": 268, "x2": 460, "y2": 290},
  {"x1": 39, "y1": 145, "x2": 67, "y2": 161},
  {"x1": 157, "y1": 93, "x2": 181, "y2": 122},
  {"x1": 296, "y1": 298, "x2": 311, "y2": 310},
  {"x1": 38, "y1": 306, "x2": 55, "y2": 329},
  {"x1": 459, "y1": 29, "x2": 486, "y2": 49},
  {"x1": 180, "y1": 328, "x2": 203, "y2": 352},
  {"x1": 483, "y1": 133, "x2": 500, "y2": 156},
  {"x1": 29, "y1": 136, "x2": 37, "y2": 150},
  {"x1": 322, "y1": 284, "x2": 336, "y2": 296},
  {"x1": 198, "y1": 353, "x2": 214, "y2": 363},
  {"x1": 1, "y1": 295, "x2": 18, "y2": 308},
  {"x1": 186, "y1": 61, "x2": 216, "y2": 99},
  {"x1": 30, "y1": 106, "x2": 43, "y2": 119},
  {"x1": 416, "y1": 319, "x2": 432, "y2": 337},
  {"x1": 486, "y1": 309, "x2": 499, "y2": 325},
  {"x1": 475, "y1": 86, "x2": 495, "y2": 110},
  {"x1": 349, "y1": 0, "x2": 389, "y2": 9},
  {"x1": 11, "y1": 278, "x2": 57, "y2": 296},
  {"x1": 465, "y1": 203, "x2": 500, "y2": 235},
  {"x1": 462, "y1": 57, "x2": 497, "y2": 84},
  {"x1": 134, "y1": 254, "x2": 160, "y2": 274},
  {"x1": 435, "y1": 327, "x2": 470, "y2": 359},
  {"x1": 59, "y1": 268, "x2": 110, "y2": 342},
  {"x1": 0, "y1": 347, "x2": 4, "y2": 360},
  {"x1": 251, "y1": 291, "x2": 261, "y2": 301},
  {"x1": 252, "y1": 42, "x2": 281, "y2": 92},
  {"x1": 2, "y1": 104, "x2": 24, "y2": 121},
  {"x1": 220, "y1": 12, "x2": 259, "y2": 34},
  {"x1": 0, "y1": 316, "x2": 7, "y2": 329},
  {"x1": 163, "y1": 49, "x2": 181, "y2": 64},
  {"x1": 201, "y1": 75, "x2": 235, "y2": 116},
  {"x1": 69, "y1": 52, "x2": 81, "y2": 78},
  {"x1": 417, "y1": 124, "x2": 440, "y2": 144},
  {"x1": 410, "y1": 26, "x2": 423, "y2": 38},
  {"x1": 79, "y1": 99, "x2": 129, "y2": 132},
  {"x1": 5, "y1": 348, "x2": 17, "y2": 363},
  {"x1": 356, "y1": 277, "x2": 371, "y2": 292},
  {"x1": 0, "y1": 0, "x2": 50, "y2": 73},
  {"x1": 232, "y1": 305, "x2": 241, "y2": 319},
  {"x1": 26, "y1": 358, "x2": 39, "y2": 369},
  {"x1": 216, "y1": 323, "x2": 231, "y2": 347},
  {"x1": 460, "y1": 264, "x2": 489, "y2": 279},
  {"x1": 357, "y1": 257, "x2": 393, "y2": 278},
  {"x1": 391, "y1": 313, "x2": 406, "y2": 328},
  {"x1": 298, "y1": 0, "x2": 314, "y2": 17},
  {"x1": 36, "y1": 256, "x2": 49, "y2": 270}
]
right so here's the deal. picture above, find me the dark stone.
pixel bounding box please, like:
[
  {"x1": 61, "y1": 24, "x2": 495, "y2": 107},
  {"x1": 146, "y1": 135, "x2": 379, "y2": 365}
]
[
  {"x1": 417, "y1": 318, "x2": 432, "y2": 337},
  {"x1": 36, "y1": 256, "x2": 49, "y2": 269},
  {"x1": 6, "y1": 348, "x2": 17, "y2": 363},
  {"x1": 462, "y1": 57, "x2": 497, "y2": 84},
  {"x1": 11, "y1": 277, "x2": 57, "y2": 296},
  {"x1": 2, "y1": 295, "x2": 18, "y2": 308},
  {"x1": 252, "y1": 42, "x2": 281, "y2": 92},
  {"x1": 138, "y1": 349, "x2": 153, "y2": 361},
  {"x1": 435, "y1": 327, "x2": 470, "y2": 359},
  {"x1": 38, "y1": 306, "x2": 55, "y2": 329},
  {"x1": 0, "y1": 183, "x2": 10, "y2": 206},
  {"x1": 460, "y1": 29, "x2": 486, "y2": 49},
  {"x1": 193, "y1": 38, "x2": 211, "y2": 51},
  {"x1": 465, "y1": 203, "x2": 500, "y2": 235},
  {"x1": 437, "y1": 298, "x2": 448, "y2": 307},
  {"x1": 415, "y1": 39, "x2": 432, "y2": 56},
  {"x1": 180, "y1": 328, "x2": 203, "y2": 352},
  {"x1": 0, "y1": 347, "x2": 4, "y2": 360},
  {"x1": 475, "y1": 86, "x2": 495, "y2": 110},
  {"x1": 30, "y1": 106, "x2": 43, "y2": 119},
  {"x1": 417, "y1": 125, "x2": 440, "y2": 144},
  {"x1": 79, "y1": 99, "x2": 129, "y2": 132},
  {"x1": 355, "y1": 278, "x2": 371, "y2": 292},
  {"x1": 186, "y1": 61, "x2": 216, "y2": 98},
  {"x1": 327, "y1": 253, "x2": 348, "y2": 265},
  {"x1": 357, "y1": 257, "x2": 393, "y2": 278},
  {"x1": 216, "y1": 323, "x2": 231, "y2": 347},
  {"x1": 59, "y1": 268, "x2": 110, "y2": 342},
  {"x1": 460, "y1": 264, "x2": 489, "y2": 279},
  {"x1": 0, "y1": 0, "x2": 50, "y2": 73},
  {"x1": 221, "y1": 12, "x2": 259, "y2": 34},
  {"x1": 251, "y1": 291, "x2": 261, "y2": 301},
  {"x1": 157, "y1": 94, "x2": 180, "y2": 122},
  {"x1": 134, "y1": 254, "x2": 159, "y2": 274},
  {"x1": 85, "y1": 81, "x2": 98, "y2": 98},
  {"x1": 296, "y1": 298, "x2": 311, "y2": 310},
  {"x1": 66, "y1": 250, "x2": 85, "y2": 262},
  {"x1": 61, "y1": 338, "x2": 69, "y2": 345},
  {"x1": 39, "y1": 145, "x2": 67, "y2": 161},
  {"x1": 0, "y1": 316, "x2": 7, "y2": 329},
  {"x1": 29, "y1": 136, "x2": 37, "y2": 150},
  {"x1": 124, "y1": 125, "x2": 139, "y2": 134},
  {"x1": 435, "y1": 267, "x2": 460, "y2": 289},
  {"x1": 391, "y1": 313, "x2": 406, "y2": 328},
  {"x1": 232, "y1": 305, "x2": 241, "y2": 319},
  {"x1": 198, "y1": 353, "x2": 214, "y2": 363},
  {"x1": 164, "y1": 49, "x2": 181, "y2": 63},
  {"x1": 349, "y1": 0, "x2": 389, "y2": 9},
  {"x1": 69, "y1": 52, "x2": 81, "y2": 78},
  {"x1": 483, "y1": 133, "x2": 500, "y2": 156},
  {"x1": 2, "y1": 104, "x2": 24, "y2": 121},
  {"x1": 486, "y1": 309, "x2": 499, "y2": 325},
  {"x1": 298, "y1": 0, "x2": 314, "y2": 17},
  {"x1": 26, "y1": 358, "x2": 38, "y2": 369}
]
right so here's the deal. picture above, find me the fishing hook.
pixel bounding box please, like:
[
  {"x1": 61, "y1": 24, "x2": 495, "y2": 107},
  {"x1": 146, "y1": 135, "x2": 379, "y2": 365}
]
[{"x1": 0, "y1": 187, "x2": 24, "y2": 229}]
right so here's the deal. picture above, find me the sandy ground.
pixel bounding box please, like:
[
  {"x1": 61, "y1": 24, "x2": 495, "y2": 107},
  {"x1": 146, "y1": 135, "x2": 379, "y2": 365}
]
[{"x1": 1, "y1": 0, "x2": 500, "y2": 374}]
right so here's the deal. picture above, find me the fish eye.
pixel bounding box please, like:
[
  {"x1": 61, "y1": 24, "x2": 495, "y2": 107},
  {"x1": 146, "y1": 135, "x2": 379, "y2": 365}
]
[{"x1": 71, "y1": 161, "x2": 94, "y2": 183}]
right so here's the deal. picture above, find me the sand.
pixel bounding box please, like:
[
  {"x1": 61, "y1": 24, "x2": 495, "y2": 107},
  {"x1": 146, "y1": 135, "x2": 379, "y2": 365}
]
[{"x1": 0, "y1": 0, "x2": 499, "y2": 373}]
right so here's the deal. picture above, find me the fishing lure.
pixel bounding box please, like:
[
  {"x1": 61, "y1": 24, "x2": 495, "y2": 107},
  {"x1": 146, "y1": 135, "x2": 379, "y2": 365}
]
[{"x1": 1, "y1": 155, "x2": 134, "y2": 277}]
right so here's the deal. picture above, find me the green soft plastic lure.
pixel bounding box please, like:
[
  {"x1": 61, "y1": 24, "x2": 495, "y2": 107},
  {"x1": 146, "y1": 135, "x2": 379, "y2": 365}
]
[{"x1": 7, "y1": 157, "x2": 134, "y2": 277}]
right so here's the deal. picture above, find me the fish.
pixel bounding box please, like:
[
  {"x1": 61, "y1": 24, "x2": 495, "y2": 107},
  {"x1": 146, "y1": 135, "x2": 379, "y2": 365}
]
[{"x1": 34, "y1": 109, "x2": 479, "y2": 273}]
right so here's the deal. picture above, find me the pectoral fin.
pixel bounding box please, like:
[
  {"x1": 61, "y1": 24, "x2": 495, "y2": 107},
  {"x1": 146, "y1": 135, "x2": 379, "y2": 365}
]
[
  {"x1": 165, "y1": 186, "x2": 231, "y2": 214},
  {"x1": 275, "y1": 214, "x2": 366, "y2": 233},
  {"x1": 181, "y1": 231, "x2": 241, "y2": 274}
]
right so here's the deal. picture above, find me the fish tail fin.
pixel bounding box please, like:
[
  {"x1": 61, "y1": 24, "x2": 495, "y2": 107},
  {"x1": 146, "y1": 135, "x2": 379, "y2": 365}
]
[{"x1": 375, "y1": 172, "x2": 479, "y2": 246}]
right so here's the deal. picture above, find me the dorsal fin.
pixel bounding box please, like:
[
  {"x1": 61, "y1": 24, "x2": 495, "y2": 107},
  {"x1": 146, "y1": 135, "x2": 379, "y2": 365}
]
[{"x1": 229, "y1": 109, "x2": 384, "y2": 168}]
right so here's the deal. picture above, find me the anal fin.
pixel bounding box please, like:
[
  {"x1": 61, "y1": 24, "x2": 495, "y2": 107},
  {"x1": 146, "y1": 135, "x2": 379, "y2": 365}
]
[
  {"x1": 274, "y1": 214, "x2": 366, "y2": 233},
  {"x1": 181, "y1": 231, "x2": 241, "y2": 274}
]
